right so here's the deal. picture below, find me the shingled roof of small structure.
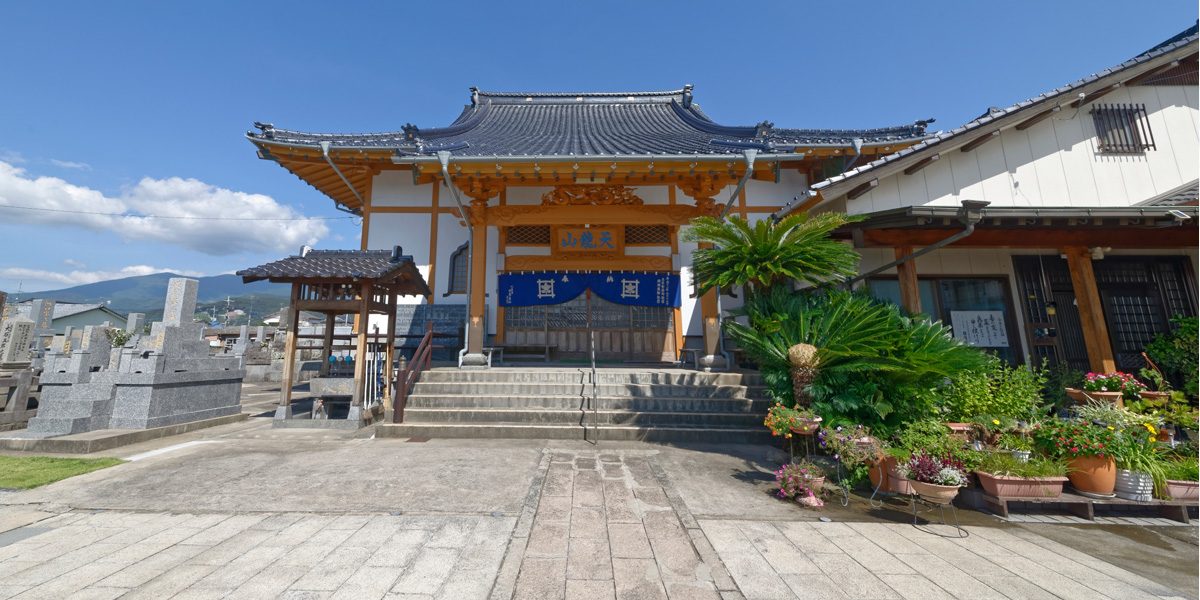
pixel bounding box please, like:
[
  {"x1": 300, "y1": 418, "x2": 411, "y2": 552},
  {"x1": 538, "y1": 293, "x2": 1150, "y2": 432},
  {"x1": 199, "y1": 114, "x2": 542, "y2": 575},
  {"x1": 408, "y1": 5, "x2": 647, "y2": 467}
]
[
  {"x1": 247, "y1": 86, "x2": 932, "y2": 157},
  {"x1": 237, "y1": 248, "x2": 431, "y2": 296}
]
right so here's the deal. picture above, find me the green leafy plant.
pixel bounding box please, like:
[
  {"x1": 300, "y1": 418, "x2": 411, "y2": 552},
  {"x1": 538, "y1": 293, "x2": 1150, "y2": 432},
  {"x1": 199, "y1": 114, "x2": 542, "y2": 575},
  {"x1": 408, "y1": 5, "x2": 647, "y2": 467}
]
[
  {"x1": 1138, "y1": 365, "x2": 1171, "y2": 393},
  {"x1": 1042, "y1": 363, "x2": 1085, "y2": 410},
  {"x1": 896, "y1": 453, "x2": 968, "y2": 487},
  {"x1": 894, "y1": 420, "x2": 984, "y2": 470},
  {"x1": 682, "y1": 211, "x2": 864, "y2": 296},
  {"x1": 1146, "y1": 316, "x2": 1198, "y2": 398},
  {"x1": 1127, "y1": 391, "x2": 1198, "y2": 429},
  {"x1": 1111, "y1": 427, "x2": 1169, "y2": 496},
  {"x1": 1031, "y1": 420, "x2": 1117, "y2": 460},
  {"x1": 1162, "y1": 459, "x2": 1199, "y2": 482},
  {"x1": 1074, "y1": 400, "x2": 1160, "y2": 429},
  {"x1": 102, "y1": 328, "x2": 135, "y2": 348},
  {"x1": 942, "y1": 359, "x2": 1048, "y2": 421},
  {"x1": 997, "y1": 432, "x2": 1033, "y2": 452},
  {"x1": 977, "y1": 452, "x2": 1067, "y2": 478}
]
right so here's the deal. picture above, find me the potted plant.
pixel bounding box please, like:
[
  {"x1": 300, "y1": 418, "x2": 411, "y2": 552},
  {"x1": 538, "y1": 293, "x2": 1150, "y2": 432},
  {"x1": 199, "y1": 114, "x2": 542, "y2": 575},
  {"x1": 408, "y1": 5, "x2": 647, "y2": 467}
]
[
  {"x1": 1032, "y1": 420, "x2": 1119, "y2": 497},
  {"x1": 1067, "y1": 372, "x2": 1145, "y2": 407},
  {"x1": 817, "y1": 424, "x2": 882, "y2": 489},
  {"x1": 1111, "y1": 425, "x2": 1168, "y2": 502},
  {"x1": 773, "y1": 460, "x2": 827, "y2": 507},
  {"x1": 1161, "y1": 458, "x2": 1199, "y2": 501},
  {"x1": 764, "y1": 403, "x2": 822, "y2": 438},
  {"x1": 896, "y1": 453, "x2": 968, "y2": 502},
  {"x1": 975, "y1": 452, "x2": 1069, "y2": 498},
  {"x1": 998, "y1": 432, "x2": 1033, "y2": 463}
]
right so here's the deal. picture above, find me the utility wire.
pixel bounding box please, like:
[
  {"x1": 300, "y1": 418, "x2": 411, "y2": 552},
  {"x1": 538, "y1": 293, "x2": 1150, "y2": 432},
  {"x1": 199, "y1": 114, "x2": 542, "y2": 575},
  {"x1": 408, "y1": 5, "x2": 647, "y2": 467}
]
[{"x1": 0, "y1": 204, "x2": 355, "y2": 221}]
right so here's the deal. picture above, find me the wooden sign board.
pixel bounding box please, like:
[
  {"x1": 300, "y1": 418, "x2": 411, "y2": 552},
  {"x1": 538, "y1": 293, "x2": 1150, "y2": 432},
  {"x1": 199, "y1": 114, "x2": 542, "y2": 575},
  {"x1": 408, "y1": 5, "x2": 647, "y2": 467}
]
[{"x1": 552, "y1": 226, "x2": 624, "y2": 257}]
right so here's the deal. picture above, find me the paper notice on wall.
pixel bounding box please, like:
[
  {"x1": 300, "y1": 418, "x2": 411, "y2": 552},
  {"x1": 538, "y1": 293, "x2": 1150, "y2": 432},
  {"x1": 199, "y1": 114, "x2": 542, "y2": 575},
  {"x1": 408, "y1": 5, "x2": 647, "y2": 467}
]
[{"x1": 950, "y1": 310, "x2": 1009, "y2": 348}]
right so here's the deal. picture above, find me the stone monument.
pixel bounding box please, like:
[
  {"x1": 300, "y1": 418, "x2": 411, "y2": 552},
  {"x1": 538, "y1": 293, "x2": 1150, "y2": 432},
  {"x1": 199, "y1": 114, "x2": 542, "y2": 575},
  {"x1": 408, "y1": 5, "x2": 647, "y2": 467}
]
[
  {"x1": 0, "y1": 312, "x2": 40, "y2": 431},
  {"x1": 23, "y1": 278, "x2": 244, "y2": 438}
]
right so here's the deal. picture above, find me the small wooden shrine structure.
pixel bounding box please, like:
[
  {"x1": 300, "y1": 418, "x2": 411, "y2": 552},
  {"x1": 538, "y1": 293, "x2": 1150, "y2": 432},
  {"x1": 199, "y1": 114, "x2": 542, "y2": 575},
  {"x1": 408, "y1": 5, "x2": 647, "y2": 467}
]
[{"x1": 237, "y1": 246, "x2": 430, "y2": 424}]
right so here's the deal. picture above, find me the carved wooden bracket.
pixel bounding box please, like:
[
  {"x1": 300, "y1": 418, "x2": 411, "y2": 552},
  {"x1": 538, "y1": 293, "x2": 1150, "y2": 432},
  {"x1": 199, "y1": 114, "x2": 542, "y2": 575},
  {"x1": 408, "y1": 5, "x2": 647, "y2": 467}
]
[
  {"x1": 677, "y1": 175, "x2": 728, "y2": 217},
  {"x1": 540, "y1": 185, "x2": 644, "y2": 206}
]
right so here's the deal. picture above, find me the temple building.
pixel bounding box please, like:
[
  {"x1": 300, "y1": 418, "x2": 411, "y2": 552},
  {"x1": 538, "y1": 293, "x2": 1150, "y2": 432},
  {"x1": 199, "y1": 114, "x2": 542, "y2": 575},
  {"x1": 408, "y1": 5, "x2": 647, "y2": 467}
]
[
  {"x1": 777, "y1": 24, "x2": 1199, "y2": 374},
  {"x1": 245, "y1": 86, "x2": 931, "y2": 367}
]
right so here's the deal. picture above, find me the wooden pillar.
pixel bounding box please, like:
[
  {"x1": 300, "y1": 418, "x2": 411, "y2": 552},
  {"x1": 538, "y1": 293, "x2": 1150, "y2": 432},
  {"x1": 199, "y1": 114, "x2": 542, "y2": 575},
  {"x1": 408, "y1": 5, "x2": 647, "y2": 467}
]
[
  {"x1": 319, "y1": 312, "x2": 336, "y2": 376},
  {"x1": 351, "y1": 282, "x2": 372, "y2": 407},
  {"x1": 467, "y1": 199, "x2": 489, "y2": 356},
  {"x1": 278, "y1": 284, "x2": 301, "y2": 412},
  {"x1": 894, "y1": 245, "x2": 922, "y2": 315},
  {"x1": 383, "y1": 291, "x2": 397, "y2": 412},
  {"x1": 1063, "y1": 246, "x2": 1116, "y2": 373}
]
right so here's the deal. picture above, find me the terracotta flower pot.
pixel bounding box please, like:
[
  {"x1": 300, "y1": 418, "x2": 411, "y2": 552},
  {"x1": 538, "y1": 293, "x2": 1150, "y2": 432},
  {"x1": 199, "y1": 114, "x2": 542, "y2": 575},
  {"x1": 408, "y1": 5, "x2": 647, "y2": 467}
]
[
  {"x1": 884, "y1": 457, "x2": 914, "y2": 495},
  {"x1": 791, "y1": 417, "x2": 822, "y2": 435},
  {"x1": 908, "y1": 480, "x2": 960, "y2": 503},
  {"x1": 867, "y1": 455, "x2": 888, "y2": 491},
  {"x1": 975, "y1": 471, "x2": 1068, "y2": 498},
  {"x1": 1165, "y1": 480, "x2": 1199, "y2": 501},
  {"x1": 1114, "y1": 469, "x2": 1155, "y2": 502},
  {"x1": 1066, "y1": 388, "x2": 1124, "y2": 408},
  {"x1": 1067, "y1": 455, "x2": 1117, "y2": 497},
  {"x1": 1139, "y1": 391, "x2": 1171, "y2": 401},
  {"x1": 941, "y1": 422, "x2": 972, "y2": 434}
]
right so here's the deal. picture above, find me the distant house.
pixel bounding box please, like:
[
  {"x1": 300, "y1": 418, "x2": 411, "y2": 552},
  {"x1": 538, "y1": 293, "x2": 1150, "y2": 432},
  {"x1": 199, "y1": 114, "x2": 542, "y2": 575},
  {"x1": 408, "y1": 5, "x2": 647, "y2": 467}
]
[
  {"x1": 262, "y1": 311, "x2": 324, "y2": 327},
  {"x1": 5, "y1": 300, "x2": 128, "y2": 334}
]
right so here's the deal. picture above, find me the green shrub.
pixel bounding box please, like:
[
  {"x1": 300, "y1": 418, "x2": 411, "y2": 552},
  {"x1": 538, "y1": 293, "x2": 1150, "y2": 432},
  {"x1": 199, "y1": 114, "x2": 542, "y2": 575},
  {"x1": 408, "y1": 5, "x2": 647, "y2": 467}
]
[
  {"x1": 1146, "y1": 316, "x2": 1199, "y2": 398},
  {"x1": 977, "y1": 453, "x2": 1067, "y2": 478},
  {"x1": 893, "y1": 420, "x2": 984, "y2": 470},
  {"x1": 1042, "y1": 363, "x2": 1084, "y2": 410},
  {"x1": 1163, "y1": 459, "x2": 1199, "y2": 482},
  {"x1": 941, "y1": 359, "x2": 1047, "y2": 421}
]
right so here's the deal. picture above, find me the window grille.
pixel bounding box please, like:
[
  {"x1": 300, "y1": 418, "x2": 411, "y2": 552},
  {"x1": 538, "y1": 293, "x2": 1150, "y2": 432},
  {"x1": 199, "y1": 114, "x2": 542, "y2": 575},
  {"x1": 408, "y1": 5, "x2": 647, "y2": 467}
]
[
  {"x1": 1090, "y1": 104, "x2": 1155, "y2": 153},
  {"x1": 506, "y1": 225, "x2": 550, "y2": 245},
  {"x1": 445, "y1": 242, "x2": 468, "y2": 296},
  {"x1": 625, "y1": 225, "x2": 670, "y2": 245}
]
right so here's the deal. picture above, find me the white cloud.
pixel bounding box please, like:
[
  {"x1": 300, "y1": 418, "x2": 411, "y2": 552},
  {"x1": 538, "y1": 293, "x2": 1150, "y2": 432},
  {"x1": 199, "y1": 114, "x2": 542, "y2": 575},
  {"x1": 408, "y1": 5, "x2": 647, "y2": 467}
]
[
  {"x1": 0, "y1": 161, "x2": 330, "y2": 255},
  {"x1": 63, "y1": 258, "x2": 87, "y2": 269},
  {"x1": 0, "y1": 150, "x2": 24, "y2": 164},
  {"x1": 0, "y1": 265, "x2": 206, "y2": 287},
  {"x1": 50, "y1": 159, "x2": 92, "y2": 171}
]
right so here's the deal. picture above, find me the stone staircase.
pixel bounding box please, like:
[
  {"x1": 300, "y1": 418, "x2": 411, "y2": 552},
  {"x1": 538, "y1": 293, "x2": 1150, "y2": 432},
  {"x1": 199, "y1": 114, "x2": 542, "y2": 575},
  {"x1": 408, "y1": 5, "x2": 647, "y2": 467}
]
[{"x1": 376, "y1": 368, "x2": 774, "y2": 443}]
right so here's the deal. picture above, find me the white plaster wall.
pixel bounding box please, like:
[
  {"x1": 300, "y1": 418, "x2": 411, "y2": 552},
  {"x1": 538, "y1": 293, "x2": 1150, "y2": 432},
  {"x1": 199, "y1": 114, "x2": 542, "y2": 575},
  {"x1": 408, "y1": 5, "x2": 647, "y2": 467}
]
[
  {"x1": 847, "y1": 85, "x2": 1200, "y2": 214},
  {"x1": 744, "y1": 168, "x2": 807, "y2": 207},
  {"x1": 366, "y1": 212, "x2": 430, "y2": 306},
  {"x1": 371, "y1": 171, "x2": 428, "y2": 207},
  {"x1": 677, "y1": 228, "x2": 702, "y2": 339}
]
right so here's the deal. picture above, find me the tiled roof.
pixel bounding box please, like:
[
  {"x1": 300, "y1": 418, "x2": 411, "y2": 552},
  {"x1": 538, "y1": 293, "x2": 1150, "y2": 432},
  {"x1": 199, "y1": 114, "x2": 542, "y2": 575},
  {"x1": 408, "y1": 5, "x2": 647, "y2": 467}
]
[
  {"x1": 237, "y1": 249, "x2": 431, "y2": 296},
  {"x1": 8, "y1": 301, "x2": 123, "y2": 321},
  {"x1": 776, "y1": 23, "x2": 1199, "y2": 216},
  {"x1": 1139, "y1": 180, "x2": 1199, "y2": 206},
  {"x1": 248, "y1": 87, "x2": 932, "y2": 158}
]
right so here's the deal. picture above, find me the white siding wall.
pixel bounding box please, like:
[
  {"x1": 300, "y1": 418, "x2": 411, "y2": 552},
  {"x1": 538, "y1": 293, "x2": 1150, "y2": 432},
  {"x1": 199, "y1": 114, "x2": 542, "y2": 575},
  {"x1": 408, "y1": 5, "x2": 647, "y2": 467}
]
[{"x1": 848, "y1": 86, "x2": 1200, "y2": 214}]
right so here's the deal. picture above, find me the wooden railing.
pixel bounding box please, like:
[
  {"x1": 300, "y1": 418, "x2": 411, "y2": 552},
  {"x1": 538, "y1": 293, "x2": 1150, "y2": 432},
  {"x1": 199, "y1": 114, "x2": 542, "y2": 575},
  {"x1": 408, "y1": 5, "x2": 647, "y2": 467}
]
[{"x1": 393, "y1": 322, "x2": 434, "y2": 424}]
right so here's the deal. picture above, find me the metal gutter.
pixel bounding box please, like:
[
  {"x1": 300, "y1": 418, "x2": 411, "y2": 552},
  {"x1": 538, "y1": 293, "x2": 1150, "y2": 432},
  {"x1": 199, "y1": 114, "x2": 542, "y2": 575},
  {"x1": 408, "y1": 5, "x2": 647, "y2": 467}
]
[
  {"x1": 318, "y1": 141, "x2": 364, "y2": 215},
  {"x1": 436, "y1": 151, "x2": 476, "y2": 368},
  {"x1": 709, "y1": 149, "x2": 759, "y2": 371},
  {"x1": 844, "y1": 200, "x2": 988, "y2": 287}
]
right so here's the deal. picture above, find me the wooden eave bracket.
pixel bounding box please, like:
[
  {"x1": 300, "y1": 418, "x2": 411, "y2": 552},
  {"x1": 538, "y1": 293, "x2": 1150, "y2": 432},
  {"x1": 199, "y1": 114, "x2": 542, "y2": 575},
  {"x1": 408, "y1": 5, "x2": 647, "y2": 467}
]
[
  {"x1": 846, "y1": 179, "x2": 878, "y2": 200},
  {"x1": 903, "y1": 154, "x2": 940, "y2": 175},
  {"x1": 1015, "y1": 107, "x2": 1060, "y2": 131},
  {"x1": 960, "y1": 130, "x2": 1000, "y2": 153}
]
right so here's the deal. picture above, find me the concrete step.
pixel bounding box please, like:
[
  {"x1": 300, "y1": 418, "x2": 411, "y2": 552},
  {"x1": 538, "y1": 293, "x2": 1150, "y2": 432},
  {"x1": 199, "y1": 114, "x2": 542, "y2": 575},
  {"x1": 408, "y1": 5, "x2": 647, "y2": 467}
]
[
  {"x1": 376, "y1": 422, "x2": 774, "y2": 443},
  {"x1": 402, "y1": 408, "x2": 766, "y2": 427},
  {"x1": 410, "y1": 381, "x2": 752, "y2": 398},
  {"x1": 416, "y1": 369, "x2": 760, "y2": 386},
  {"x1": 404, "y1": 394, "x2": 772, "y2": 413}
]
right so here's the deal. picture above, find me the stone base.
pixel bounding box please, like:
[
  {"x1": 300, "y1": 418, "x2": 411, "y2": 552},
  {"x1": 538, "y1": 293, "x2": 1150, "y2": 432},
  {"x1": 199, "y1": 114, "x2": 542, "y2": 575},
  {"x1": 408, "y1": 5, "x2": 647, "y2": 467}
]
[
  {"x1": 698, "y1": 354, "x2": 728, "y2": 372},
  {"x1": 274, "y1": 405, "x2": 293, "y2": 420},
  {"x1": 0, "y1": 412, "x2": 247, "y2": 453},
  {"x1": 459, "y1": 353, "x2": 491, "y2": 369}
]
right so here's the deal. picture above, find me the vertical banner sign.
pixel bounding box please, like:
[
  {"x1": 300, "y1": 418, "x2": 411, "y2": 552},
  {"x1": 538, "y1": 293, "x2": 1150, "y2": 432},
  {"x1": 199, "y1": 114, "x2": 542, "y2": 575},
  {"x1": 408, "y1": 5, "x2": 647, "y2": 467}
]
[{"x1": 950, "y1": 310, "x2": 1009, "y2": 347}]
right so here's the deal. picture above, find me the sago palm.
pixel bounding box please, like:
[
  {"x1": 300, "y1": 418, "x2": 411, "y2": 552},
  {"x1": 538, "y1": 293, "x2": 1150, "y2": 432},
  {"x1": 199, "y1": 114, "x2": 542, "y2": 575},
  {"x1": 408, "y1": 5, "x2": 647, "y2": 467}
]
[{"x1": 682, "y1": 211, "x2": 864, "y2": 295}]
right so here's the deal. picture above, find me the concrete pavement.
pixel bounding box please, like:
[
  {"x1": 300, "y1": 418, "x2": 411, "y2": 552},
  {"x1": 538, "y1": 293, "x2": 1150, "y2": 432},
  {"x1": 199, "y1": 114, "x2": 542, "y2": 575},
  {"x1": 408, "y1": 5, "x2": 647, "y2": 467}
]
[{"x1": 0, "y1": 382, "x2": 1196, "y2": 599}]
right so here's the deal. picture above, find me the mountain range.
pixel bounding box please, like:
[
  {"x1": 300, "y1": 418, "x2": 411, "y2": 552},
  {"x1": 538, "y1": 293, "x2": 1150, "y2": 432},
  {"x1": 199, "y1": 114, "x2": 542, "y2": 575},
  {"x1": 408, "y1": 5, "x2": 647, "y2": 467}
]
[{"x1": 15, "y1": 273, "x2": 289, "y2": 313}]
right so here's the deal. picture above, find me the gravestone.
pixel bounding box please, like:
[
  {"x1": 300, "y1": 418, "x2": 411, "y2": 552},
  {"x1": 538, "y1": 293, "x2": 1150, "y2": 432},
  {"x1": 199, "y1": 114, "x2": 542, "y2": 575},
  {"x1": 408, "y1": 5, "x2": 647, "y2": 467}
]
[
  {"x1": 29, "y1": 299, "x2": 55, "y2": 345},
  {"x1": 0, "y1": 291, "x2": 7, "y2": 325},
  {"x1": 0, "y1": 316, "x2": 34, "y2": 368},
  {"x1": 22, "y1": 277, "x2": 244, "y2": 438},
  {"x1": 125, "y1": 313, "x2": 145, "y2": 334}
]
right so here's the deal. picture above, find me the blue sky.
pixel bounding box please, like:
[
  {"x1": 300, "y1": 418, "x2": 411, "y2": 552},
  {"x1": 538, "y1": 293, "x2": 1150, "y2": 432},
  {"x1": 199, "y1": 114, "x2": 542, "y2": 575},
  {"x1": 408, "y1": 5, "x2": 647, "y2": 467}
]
[{"x1": 1, "y1": 1, "x2": 1195, "y2": 295}]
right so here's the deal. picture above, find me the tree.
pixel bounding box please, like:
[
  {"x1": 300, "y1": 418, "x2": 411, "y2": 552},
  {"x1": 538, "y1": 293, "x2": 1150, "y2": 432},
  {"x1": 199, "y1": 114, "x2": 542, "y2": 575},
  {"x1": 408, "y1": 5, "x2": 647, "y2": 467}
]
[{"x1": 681, "y1": 211, "x2": 864, "y2": 296}]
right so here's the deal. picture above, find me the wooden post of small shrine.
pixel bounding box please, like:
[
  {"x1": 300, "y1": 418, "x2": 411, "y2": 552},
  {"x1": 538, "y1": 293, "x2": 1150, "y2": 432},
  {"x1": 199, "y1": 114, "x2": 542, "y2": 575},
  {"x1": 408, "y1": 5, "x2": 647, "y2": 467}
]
[
  {"x1": 277, "y1": 284, "x2": 302, "y2": 418},
  {"x1": 383, "y1": 289, "x2": 397, "y2": 415},
  {"x1": 319, "y1": 311, "x2": 336, "y2": 376},
  {"x1": 350, "y1": 282, "x2": 372, "y2": 416}
]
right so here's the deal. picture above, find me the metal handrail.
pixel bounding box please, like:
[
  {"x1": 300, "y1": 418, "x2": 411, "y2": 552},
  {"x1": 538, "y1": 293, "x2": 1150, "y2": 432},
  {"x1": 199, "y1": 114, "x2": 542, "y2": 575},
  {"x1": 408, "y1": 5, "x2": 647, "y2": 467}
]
[
  {"x1": 393, "y1": 322, "x2": 434, "y2": 423},
  {"x1": 589, "y1": 330, "x2": 599, "y2": 442}
]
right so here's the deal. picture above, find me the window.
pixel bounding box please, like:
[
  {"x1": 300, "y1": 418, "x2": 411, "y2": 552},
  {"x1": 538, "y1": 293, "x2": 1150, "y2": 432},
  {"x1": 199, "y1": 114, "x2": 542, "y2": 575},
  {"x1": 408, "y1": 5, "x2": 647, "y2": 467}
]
[
  {"x1": 444, "y1": 242, "x2": 468, "y2": 296},
  {"x1": 505, "y1": 225, "x2": 550, "y2": 245},
  {"x1": 1090, "y1": 104, "x2": 1155, "y2": 153}
]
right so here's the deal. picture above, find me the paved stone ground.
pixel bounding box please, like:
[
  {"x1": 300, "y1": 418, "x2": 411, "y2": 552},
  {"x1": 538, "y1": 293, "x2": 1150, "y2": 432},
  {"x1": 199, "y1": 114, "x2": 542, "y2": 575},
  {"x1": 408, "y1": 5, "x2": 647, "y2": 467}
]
[{"x1": 0, "y1": 383, "x2": 1196, "y2": 599}]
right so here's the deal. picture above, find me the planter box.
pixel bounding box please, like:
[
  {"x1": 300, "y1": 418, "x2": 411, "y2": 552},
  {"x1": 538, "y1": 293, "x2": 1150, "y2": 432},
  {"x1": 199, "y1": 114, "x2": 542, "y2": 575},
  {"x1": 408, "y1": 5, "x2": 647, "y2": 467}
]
[
  {"x1": 1066, "y1": 388, "x2": 1124, "y2": 408},
  {"x1": 976, "y1": 471, "x2": 1068, "y2": 498},
  {"x1": 1165, "y1": 480, "x2": 1199, "y2": 501}
]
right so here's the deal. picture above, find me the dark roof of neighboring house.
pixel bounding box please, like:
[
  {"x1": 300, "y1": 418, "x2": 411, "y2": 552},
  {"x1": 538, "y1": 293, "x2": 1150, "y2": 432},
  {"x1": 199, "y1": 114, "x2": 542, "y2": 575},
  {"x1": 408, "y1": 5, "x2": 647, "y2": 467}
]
[
  {"x1": 1139, "y1": 180, "x2": 1200, "y2": 206},
  {"x1": 775, "y1": 23, "x2": 1200, "y2": 217},
  {"x1": 247, "y1": 86, "x2": 932, "y2": 158},
  {"x1": 237, "y1": 248, "x2": 431, "y2": 296},
  {"x1": 8, "y1": 301, "x2": 126, "y2": 322}
]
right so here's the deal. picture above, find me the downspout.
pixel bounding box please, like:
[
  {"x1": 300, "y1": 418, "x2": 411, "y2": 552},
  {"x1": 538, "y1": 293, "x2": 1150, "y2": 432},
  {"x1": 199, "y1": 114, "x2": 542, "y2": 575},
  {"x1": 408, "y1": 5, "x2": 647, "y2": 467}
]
[
  {"x1": 436, "y1": 151, "x2": 475, "y2": 368},
  {"x1": 838, "y1": 138, "x2": 865, "y2": 173},
  {"x1": 843, "y1": 200, "x2": 989, "y2": 288},
  {"x1": 710, "y1": 149, "x2": 757, "y2": 370},
  {"x1": 318, "y1": 142, "x2": 364, "y2": 215}
]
